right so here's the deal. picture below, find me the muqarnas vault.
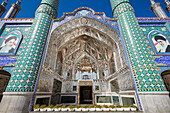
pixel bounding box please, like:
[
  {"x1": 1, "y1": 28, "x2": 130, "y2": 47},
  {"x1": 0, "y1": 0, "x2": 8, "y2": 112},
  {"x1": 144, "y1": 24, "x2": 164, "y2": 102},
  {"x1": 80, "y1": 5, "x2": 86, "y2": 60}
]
[{"x1": 0, "y1": 0, "x2": 170, "y2": 113}]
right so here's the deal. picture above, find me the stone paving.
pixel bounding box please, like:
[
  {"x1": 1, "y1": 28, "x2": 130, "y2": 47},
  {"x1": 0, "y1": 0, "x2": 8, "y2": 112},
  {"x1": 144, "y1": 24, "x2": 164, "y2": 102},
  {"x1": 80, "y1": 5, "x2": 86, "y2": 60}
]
[{"x1": 30, "y1": 111, "x2": 143, "y2": 113}]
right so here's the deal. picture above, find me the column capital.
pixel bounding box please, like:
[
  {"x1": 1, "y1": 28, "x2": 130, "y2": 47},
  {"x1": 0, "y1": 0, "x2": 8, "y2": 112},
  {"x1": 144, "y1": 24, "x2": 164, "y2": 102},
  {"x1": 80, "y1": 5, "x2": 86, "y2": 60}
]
[
  {"x1": 0, "y1": 4, "x2": 6, "y2": 12},
  {"x1": 165, "y1": 0, "x2": 170, "y2": 13},
  {"x1": 150, "y1": 2, "x2": 161, "y2": 10},
  {"x1": 1, "y1": 0, "x2": 8, "y2": 6},
  {"x1": 35, "y1": 0, "x2": 60, "y2": 19},
  {"x1": 41, "y1": 0, "x2": 60, "y2": 10},
  {"x1": 110, "y1": 0, "x2": 134, "y2": 18},
  {"x1": 0, "y1": 0, "x2": 8, "y2": 17},
  {"x1": 110, "y1": 0, "x2": 129, "y2": 11},
  {"x1": 11, "y1": 3, "x2": 21, "y2": 11},
  {"x1": 150, "y1": 2, "x2": 168, "y2": 18}
]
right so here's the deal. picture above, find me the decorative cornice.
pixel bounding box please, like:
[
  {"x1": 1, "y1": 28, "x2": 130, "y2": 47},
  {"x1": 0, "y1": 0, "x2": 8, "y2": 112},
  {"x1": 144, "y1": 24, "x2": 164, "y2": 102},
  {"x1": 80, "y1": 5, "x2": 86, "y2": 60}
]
[
  {"x1": 3, "y1": 92, "x2": 34, "y2": 95},
  {"x1": 53, "y1": 7, "x2": 118, "y2": 21},
  {"x1": 0, "y1": 18, "x2": 34, "y2": 23},
  {"x1": 0, "y1": 18, "x2": 34, "y2": 20},
  {"x1": 138, "y1": 91, "x2": 169, "y2": 95},
  {"x1": 137, "y1": 17, "x2": 170, "y2": 19}
]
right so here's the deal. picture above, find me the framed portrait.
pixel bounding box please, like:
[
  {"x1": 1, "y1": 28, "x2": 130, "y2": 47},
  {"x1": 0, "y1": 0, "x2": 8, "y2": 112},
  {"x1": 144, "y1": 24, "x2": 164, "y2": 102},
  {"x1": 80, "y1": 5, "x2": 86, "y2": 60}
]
[
  {"x1": 0, "y1": 30, "x2": 23, "y2": 55},
  {"x1": 148, "y1": 30, "x2": 170, "y2": 54}
]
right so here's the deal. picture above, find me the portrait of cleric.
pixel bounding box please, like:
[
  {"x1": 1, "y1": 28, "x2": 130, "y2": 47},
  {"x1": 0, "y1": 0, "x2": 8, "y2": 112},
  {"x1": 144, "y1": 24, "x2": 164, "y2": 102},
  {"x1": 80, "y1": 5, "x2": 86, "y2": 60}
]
[
  {"x1": 151, "y1": 31, "x2": 170, "y2": 53},
  {"x1": 0, "y1": 30, "x2": 22, "y2": 54}
]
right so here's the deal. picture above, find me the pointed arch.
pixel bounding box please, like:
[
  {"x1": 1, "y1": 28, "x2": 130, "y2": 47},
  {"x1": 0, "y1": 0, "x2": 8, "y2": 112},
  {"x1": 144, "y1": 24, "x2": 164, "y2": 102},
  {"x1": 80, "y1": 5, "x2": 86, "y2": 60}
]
[
  {"x1": 161, "y1": 69, "x2": 170, "y2": 95},
  {"x1": 0, "y1": 69, "x2": 11, "y2": 102}
]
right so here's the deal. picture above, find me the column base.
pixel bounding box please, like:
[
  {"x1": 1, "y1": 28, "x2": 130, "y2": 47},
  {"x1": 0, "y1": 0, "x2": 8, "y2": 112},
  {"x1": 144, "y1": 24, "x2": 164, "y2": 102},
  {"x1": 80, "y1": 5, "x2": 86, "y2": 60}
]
[
  {"x1": 0, "y1": 92, "x2": 33, "y2": 113},
  {"x1": 139, "y1": 92, "x2": 170, "y2": 113}
]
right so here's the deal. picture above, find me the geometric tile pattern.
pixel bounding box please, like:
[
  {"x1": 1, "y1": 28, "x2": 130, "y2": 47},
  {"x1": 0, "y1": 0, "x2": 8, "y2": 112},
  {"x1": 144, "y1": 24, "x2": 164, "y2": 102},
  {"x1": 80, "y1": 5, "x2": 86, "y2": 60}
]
[
  {"x1": 113, "y1": 2, "x2": 134, "y2": 18},
  {"x1": 6, "y1": 0, "x2": 60, "y2": 92},
  {"x1": 41, "y1": 0, "x2": 60, "y2": 13},
  {"x1": 36, "y1": 4, "x2": 57, "y2": 19},
  {"x1": 110, "y1": 0, "x2": 129, "y2": 12},
  {"x1": 111, "y1": 0, "x2": 167, "y2": 92}
]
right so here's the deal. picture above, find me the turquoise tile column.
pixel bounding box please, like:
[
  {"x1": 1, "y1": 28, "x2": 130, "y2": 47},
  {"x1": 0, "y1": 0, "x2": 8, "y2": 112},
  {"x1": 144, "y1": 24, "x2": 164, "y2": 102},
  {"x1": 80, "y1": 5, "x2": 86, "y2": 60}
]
[
  {"x1": 5, "y1": 0, "x2": 60, "y2": 92},
  {"x1": 110, "y1": 0, "x2": 167, "y2": 92}
]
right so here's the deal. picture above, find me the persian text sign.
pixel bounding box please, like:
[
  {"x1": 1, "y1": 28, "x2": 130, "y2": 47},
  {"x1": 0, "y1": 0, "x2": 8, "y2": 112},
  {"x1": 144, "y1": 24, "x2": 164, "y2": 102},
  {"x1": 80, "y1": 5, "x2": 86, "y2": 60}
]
[
  {"x1": 0, "y1": 56, "x2": 17, "y2": 66},
  {"x1": 154, "y1": 56, "x2": 170, "y2": 66}
]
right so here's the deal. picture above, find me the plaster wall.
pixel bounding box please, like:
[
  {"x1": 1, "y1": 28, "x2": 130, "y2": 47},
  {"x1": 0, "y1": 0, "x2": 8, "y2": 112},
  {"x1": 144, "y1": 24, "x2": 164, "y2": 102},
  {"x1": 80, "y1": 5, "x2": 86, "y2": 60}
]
[
  {"x1": 0, "y1": 92, "x2": 33, "y2": 113},
  {"x1": 139, "y1": 93, "x2": 170, "y2": 113}
]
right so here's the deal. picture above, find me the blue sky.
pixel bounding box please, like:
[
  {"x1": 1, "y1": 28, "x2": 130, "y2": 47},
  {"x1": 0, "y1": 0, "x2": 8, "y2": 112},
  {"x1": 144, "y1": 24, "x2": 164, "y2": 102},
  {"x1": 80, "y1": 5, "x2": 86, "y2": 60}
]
[{"x1": 1, "y1": 0, "x2": 170, "y2": 18}]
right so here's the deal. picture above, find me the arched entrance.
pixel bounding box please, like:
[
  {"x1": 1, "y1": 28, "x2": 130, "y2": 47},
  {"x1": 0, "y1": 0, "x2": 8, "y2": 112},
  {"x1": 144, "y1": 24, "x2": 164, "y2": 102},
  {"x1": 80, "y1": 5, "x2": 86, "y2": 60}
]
[
  {"x1": 0, "y1": 70, "x2": 11, "y2": 102},
  {"x1": 36, "y1": 8, "x2": 134, "y2": 106},
  {"x1": 161, "y1": 70, "x2": 170, "y2": 96},
  {"x1": 48, "y1": 25, "x2": 121, "y2": 105}
]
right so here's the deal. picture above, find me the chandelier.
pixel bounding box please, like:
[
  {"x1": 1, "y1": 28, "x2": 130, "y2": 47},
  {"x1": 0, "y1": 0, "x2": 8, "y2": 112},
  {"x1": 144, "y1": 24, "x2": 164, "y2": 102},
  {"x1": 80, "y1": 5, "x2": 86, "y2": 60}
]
[{"x1": 79, "y1": 56, "x2": 92, "y2": 72}]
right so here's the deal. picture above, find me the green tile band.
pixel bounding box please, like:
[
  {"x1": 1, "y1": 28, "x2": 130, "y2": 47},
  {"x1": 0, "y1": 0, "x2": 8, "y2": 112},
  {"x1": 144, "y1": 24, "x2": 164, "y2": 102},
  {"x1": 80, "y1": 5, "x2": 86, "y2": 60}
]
[
  {"x1": 6, "y1": 0, "x2": 60, "y2": 92},
  {"x1": 110, "y1": 0, "x2": 167, "y2": 92}
]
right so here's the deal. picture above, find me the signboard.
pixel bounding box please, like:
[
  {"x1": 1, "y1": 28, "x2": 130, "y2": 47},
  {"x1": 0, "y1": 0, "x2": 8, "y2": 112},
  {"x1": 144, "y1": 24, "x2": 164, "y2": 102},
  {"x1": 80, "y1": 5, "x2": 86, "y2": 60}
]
[
  {"x1": 0, "y1": 56, "x2": 17, "y2": 66},
  {"x1": 79, "y1": 81, "x2": 92, "y2": 86},
  {"x1": 154, "y1": 56, "x2": 170, "y2": 66}
]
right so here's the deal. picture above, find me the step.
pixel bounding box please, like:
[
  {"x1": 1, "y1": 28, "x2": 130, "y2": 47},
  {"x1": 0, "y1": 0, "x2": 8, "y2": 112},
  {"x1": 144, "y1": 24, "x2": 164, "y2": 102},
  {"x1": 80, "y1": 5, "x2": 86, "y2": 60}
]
[{"x1": 29, "y1": 111, "x2": 143, "y2": 113}]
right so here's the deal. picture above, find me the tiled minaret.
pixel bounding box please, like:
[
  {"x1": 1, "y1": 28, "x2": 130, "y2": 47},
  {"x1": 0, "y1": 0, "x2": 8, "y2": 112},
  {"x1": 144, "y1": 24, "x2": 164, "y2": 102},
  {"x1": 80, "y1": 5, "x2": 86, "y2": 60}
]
[
  {"x1": 4, "y1": 0, "x2": 21, "y2": 19},
  {"x1": 165, "y1": 0, "x2": 170, "y2": 13},
  {"x1": 0, "y1": 0, "x2": 60, "y2": 113},
  {"x1": 150, "y1": 0, "x2": 168, "y2": 18},
  {"x1": 0, "y1": 0, "x2": 8, "y2": 17},
  {"x1": 110, "y1": 0, "x2": 170, "y2": 112}
]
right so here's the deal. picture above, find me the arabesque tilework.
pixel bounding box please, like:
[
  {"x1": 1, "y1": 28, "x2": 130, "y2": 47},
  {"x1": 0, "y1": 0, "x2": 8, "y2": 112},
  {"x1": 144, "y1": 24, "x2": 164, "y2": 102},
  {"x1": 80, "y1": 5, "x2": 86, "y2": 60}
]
[{"x1": 52, "y1": 8, "x2": 120, "y2": 34}]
